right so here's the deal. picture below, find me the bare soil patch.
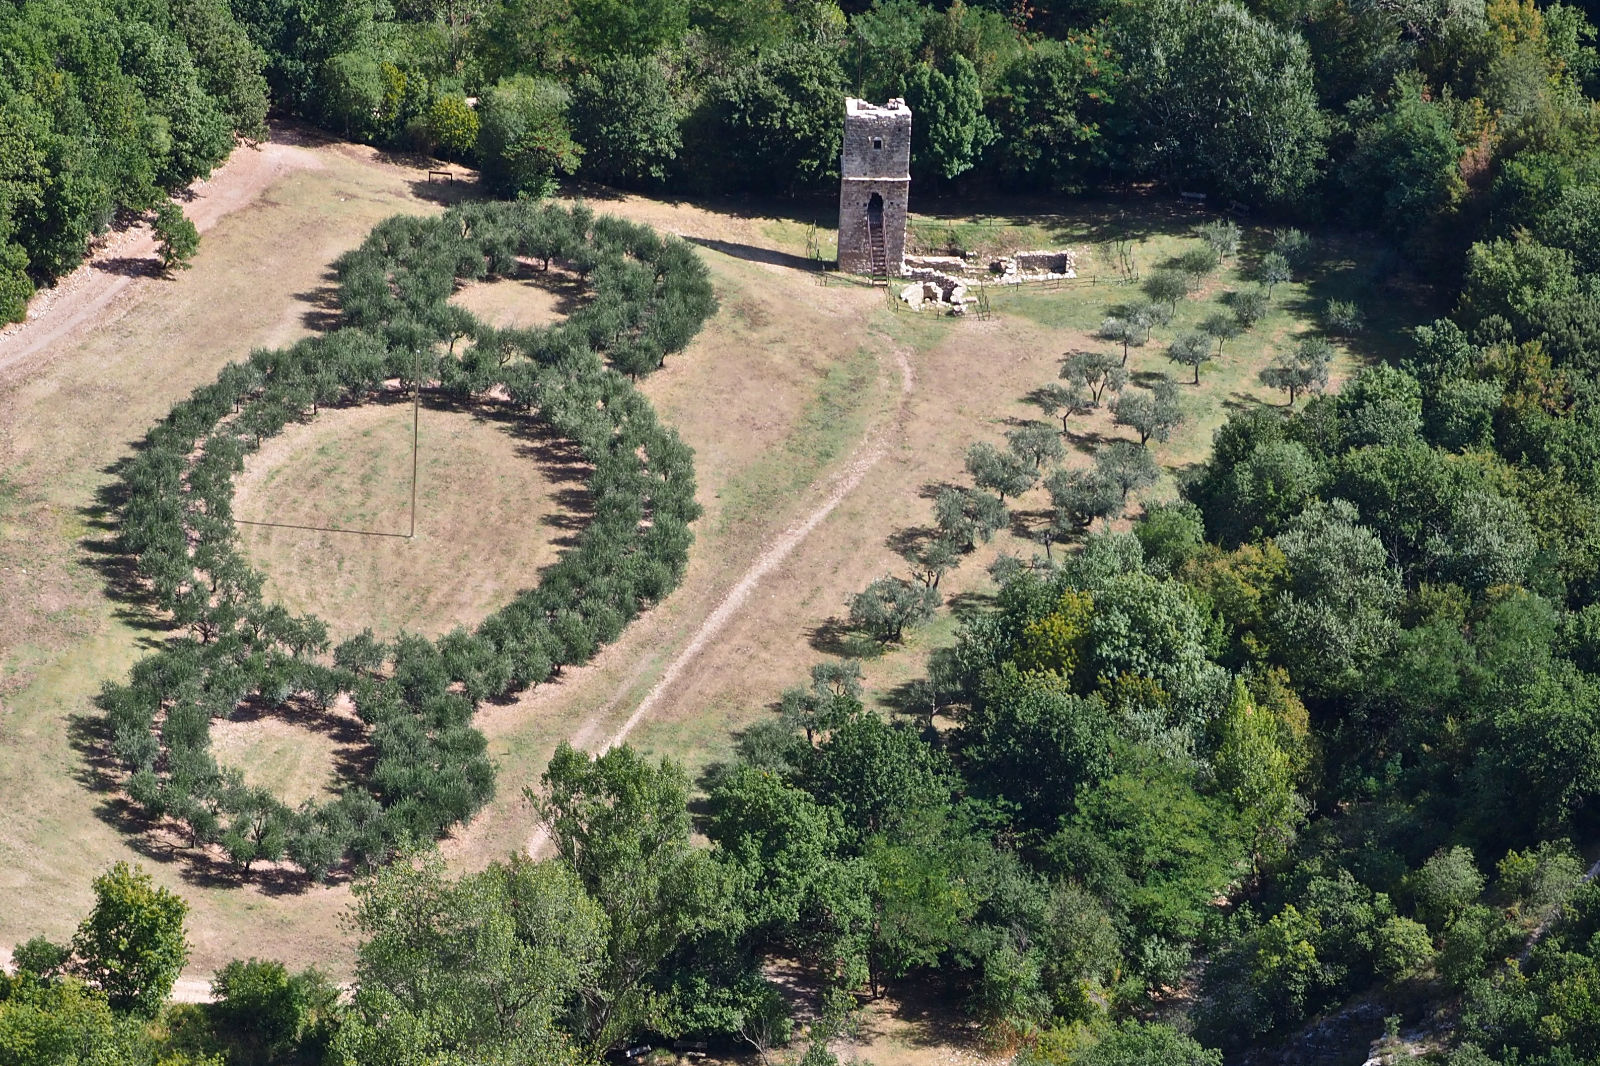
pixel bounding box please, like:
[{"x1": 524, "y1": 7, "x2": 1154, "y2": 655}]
[{"x1": 234, "y1": 398, "x2": 587, "y2": 642}]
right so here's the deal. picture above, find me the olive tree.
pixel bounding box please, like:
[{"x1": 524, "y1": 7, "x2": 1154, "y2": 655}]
[
  {"x1": 1145, "y1": 268, "x2": 1189, "y2": 314},
  {"x1": 1260, "y1": 337, "x2": 1332, "y2": 405},
  {"x1": 1168, "y1": 331, "x2": 1213, "y2": 384},
  {"x1": 1034, "y1": 381, "x2": 1091, "y2": 433},
  {"x1": 967, "y1": 441, "x2": 1037, "y2": 502},
  {"x1": 1063, "y1": 350, "x2": 1128, "y2": 405},
  {"x1": 1097, "y1": 440, "x2": 1160, "y2": 500},
  {"x1": 1258, "y1": 252, "x2": 1292, "y2": 297},
  {"x1": 1202, "y1": 312, "x2": 1242, "y2": 357},
  {"x1": 1007, "y1": 421, "x2": 1067, "y2": 470},
  {"x1": 850, "y1": 576, "x2": 940, "y2": 644},
  {"x1": 1113, "y1": 376, "x2": 1185, "y2": 445},
  {"x1": 1099, "y1": 315, "x2": 1143, "y2": 365}
]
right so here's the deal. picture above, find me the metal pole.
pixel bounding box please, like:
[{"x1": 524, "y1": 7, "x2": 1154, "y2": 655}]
[{"x1": 409, "y1": 346, "x2": 420, "y2": 539}]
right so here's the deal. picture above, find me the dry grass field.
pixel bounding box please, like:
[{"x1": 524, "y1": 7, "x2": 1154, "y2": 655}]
[
  {"x1": 235, "y1": 398, "x2": 585, "y2": 641},
  {"x1": 448, "y1": 265, "x2": 588, "y2": 330},
  {"x1": 211, "y1": 696, "x2": 365, "y2": 808},
  {"x1": 0, "y1": 121, "x2": 1431, "y2": 1064}
]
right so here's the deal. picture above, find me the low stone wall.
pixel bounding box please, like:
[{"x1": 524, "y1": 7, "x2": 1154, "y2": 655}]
[
  {"x1": 904, "y1": 249, "x2": 1078, "y2": 285},
  {"x1": 899, "y1": 267, "x2": 972, "y2": 314},
  {"x1": 1014, "y1": 250, "x2": 1074, "y2": 274},
  {"x1": 990, "y1": 249, "x2": 1077, "y2": 283},
  {"x1": 896, "y1": 247, "x2": 1077, "y2": 310},
  {"x1": 903, "y1": 255, "x2": 970, "y2": 274}
]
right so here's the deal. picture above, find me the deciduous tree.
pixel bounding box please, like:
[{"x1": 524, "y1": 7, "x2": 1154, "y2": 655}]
[
  {"x1": 71, "y1": 862, "x2": 190, "y2": 1016},
  {"x1": 153, "y1": 201, "x2": 200, "y2": 274}
]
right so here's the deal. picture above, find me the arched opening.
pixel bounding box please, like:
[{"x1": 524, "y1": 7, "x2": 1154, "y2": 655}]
[{"x1": 867, "y1": 192, "x2": 884, "y2": 227}]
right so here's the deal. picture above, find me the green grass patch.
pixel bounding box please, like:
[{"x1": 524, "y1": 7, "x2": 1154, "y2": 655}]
[{"x1": 717, "y1": 345, "x2": 879, "y2": 533}]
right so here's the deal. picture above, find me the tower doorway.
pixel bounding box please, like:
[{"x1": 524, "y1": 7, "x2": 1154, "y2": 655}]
[{"x1": 865, "y1": 193, "x2": 887, "y2": 275}]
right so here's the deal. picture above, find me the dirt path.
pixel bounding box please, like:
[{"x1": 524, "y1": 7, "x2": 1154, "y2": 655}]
[
  {"x1": 0, "y1": 128, "x2": 328, "y2": 379},
  {"x1": 527, "y1": 340, "x2": 916, "y2": 857}
]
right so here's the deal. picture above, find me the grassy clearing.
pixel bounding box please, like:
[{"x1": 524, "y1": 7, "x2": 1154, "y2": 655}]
[
  {"x1": 0, "y1": 141, "x2": 1432, "y2": 1013},
  {"x1": 448, "y1": 266, "x2": 585, "y2": 330},
  {"x1": 235, "y1": 401, "x2": 581, "y2": 642},
  {"x1": 716, "y1": 344, "x2": 878, "y2": 534},
  {"x1": 211, "y1": 707, "x2": 353, "y2": 807}
]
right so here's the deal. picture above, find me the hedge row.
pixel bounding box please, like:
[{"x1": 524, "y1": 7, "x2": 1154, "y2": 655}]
[{"x1": 98, "y1": 201, "x2": 714, "y2": 880}]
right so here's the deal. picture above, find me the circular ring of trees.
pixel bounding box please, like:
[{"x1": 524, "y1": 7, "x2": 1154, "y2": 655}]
[{"x1": 98, "y1": 201, "x2": 715, "y2": 881}]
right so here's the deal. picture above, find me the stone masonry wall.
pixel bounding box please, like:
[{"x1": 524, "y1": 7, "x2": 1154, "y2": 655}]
[
  {"x1": 841, "y1": 99, "x2": 912, "y2": 179},
  {"x1": 838, "y1": 98, "x2": 911, "y2": 276},
  {"x1": 838, "y1": 178, "x2": 909, "y2": 275}
]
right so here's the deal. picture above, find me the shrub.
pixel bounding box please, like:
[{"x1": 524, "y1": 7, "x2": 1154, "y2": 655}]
[
  {"x1": 1408, "y1": 846, "x2": 1485, "y2": 930},
  {"x1": 211, "y1": 958, "x2": 340, "y2": 1060},
  {"x1": 1323, "y1": 299, "x2": 1365, "y2": 335},
  {"x1": 1374, "y1": 916, "x2": 1435, "y2": 982},
  {"x1": 477, "y1": 75, "x2": 581, "y2": 198},
  {"x1": 424, "y1": 95, "x2": 480, "y2": 160},
  {"x1": 0, "y1": 242, "x2": 33, "y2": 323},
  {"x1": 153, "y1": 201, "x2": 200, "y2": 273}
]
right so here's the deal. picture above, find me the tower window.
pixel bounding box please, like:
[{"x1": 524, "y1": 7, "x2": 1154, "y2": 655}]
[{"x1": 873, "y1": 138, "x2": 882, "y2": 149}]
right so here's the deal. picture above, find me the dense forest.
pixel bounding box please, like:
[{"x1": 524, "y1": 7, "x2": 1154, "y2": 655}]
[
  {"x1": 10, "y1": 0, "x2": 1600, "y2": 1063},
  {"x1": 11, "y1": 0, "x2": 1600, "y2": 317},
  {"x1": 0, "y1": 0, "x2": 268, "y2": 320}
]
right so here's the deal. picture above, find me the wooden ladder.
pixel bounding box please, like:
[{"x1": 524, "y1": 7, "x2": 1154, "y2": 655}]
[{"x1": 866, "y1": 217, "x2": 888, "y2": 279}]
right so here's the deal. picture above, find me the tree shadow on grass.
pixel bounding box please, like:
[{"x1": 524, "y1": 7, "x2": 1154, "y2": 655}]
[
  {"x1": 1009, "y1": 506, "x2": 1052, "y2": 542},
  {"x1": 1066, "y1": 426, "x2": 1116, "y2": 454},
  {"x1": 406, "y1": 173, "x2": 482, "y2": 206},
  {"x1": 1226, "y1": 389, "x2": 1283, "y2": 413},
  {"x1": 881, "y1": 976, "x2": 992, "y2": 1053},
  {"x1": 878, "y1": 678, "x2": 925, "y2": 717},
  {"x1": 93, "y1": 256, "x2": 161, "y2": 279},
  {"x1": 886, "y1": 524, "x2": 942, "y2": 562},
  {"x1": 292, "y1": 270, "x2": 343, "y2": 332},
  {"x1": 560, "y1": 180, "x2": 838, "y2": 231},
  {"x1": 943, "y1": 589, "x2": 995, "y2": 622},
  {"x1": 77, "y1": 460, "x2": 174, "y2": 649},
  {"x1": 682, "y1": 235, "x2": 821, "y2": 273},
  {"x1": 908, "y1": 189, "x2": 1208, "y2": 248},
  {"x1": 807, "y1": 616, "x2": 883, "y2": 660}
]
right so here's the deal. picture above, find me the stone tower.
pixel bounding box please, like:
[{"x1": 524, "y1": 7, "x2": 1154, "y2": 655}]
[{"x1": 837, "y1": 98, "x2": 911, "y2": 277}]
